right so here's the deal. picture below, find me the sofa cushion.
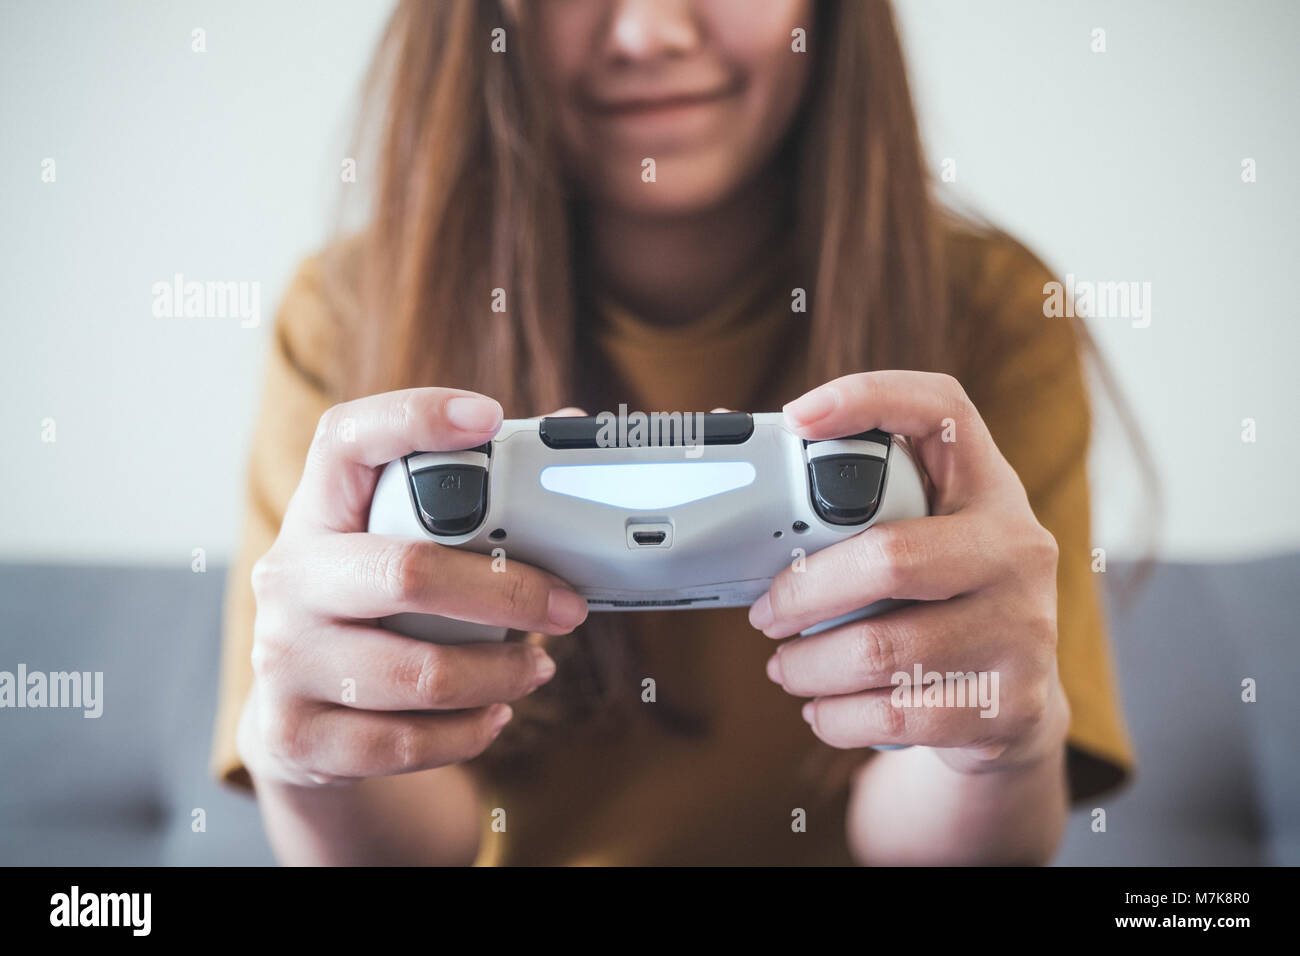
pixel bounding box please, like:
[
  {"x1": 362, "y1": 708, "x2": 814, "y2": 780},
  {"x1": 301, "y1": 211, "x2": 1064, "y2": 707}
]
[
  {"x1": 0, "y1": 563, "x2": 273, "y2": 866},
  {"x1": 1055, "y1": 555, "x2": 1299, "y2": 865},
  {"x1": 1, "y1": 556, "x2": 1295, "y2": 865}
]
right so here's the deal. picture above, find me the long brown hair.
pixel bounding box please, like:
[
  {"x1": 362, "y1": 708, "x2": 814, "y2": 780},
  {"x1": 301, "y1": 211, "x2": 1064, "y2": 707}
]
[
  {"x1": 335, "y1": 0, "x2": 1154, "y2": 767},
  {"x1": 346, "y1": 0, "x2": 952, "y2": 407}
]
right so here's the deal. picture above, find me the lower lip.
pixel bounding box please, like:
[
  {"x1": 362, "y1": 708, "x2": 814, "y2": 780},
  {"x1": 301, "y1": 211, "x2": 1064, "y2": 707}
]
[{"x1": 587, "y1": 94, "x2": 736, "y2": 143}]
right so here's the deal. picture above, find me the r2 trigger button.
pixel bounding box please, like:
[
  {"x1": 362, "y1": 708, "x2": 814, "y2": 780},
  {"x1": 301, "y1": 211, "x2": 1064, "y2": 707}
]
[
  {"x1": 411, "y1": 465, "x2": 488, "y2": 536},
  {"x1": 809, "y1": 455, "x2": 886, "y2": 526}
]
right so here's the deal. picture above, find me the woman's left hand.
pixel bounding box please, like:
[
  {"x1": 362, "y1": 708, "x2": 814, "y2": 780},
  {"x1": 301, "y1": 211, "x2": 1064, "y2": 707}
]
[{"x1": 751, "y1": 370, "x2": 1071, "y2": 774}]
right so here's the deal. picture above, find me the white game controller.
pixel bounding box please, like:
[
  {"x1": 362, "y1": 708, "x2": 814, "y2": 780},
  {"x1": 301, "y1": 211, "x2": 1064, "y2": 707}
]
[{"x1": 367, "y1": 411, "x2": 929, "y2": 644}]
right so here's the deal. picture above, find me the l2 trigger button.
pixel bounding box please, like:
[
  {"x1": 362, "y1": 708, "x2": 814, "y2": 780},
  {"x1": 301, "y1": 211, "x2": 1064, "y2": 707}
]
[
  {"x1": 411, "y1": 464, "x2": 488, "y2": 536},
  {"x1": 808, "y1": 455, "x2": 886, "y2": 526}
]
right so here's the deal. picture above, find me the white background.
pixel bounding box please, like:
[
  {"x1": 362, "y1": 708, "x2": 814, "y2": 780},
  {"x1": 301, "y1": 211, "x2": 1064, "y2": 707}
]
[{"x1": 2, "y1": 0, "x2": 1297, "y2": 566}]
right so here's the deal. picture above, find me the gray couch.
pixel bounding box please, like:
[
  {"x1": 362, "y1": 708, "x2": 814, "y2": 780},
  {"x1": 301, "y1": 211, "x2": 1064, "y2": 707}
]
[{"x1": 1, "y1": 557, "x2": 1295, "y2": 866}]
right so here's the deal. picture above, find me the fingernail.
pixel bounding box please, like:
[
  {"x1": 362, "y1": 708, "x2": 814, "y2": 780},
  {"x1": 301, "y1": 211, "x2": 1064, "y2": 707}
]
[
  {"x1": 765, "y1": 650, "x2": 784, "y2": 684},
  {"x1": 783, "y1": 388, "x2": 837, "y2": 428},
  {"x1": 801, "y1": 701, "x2": 815, "y2": 725},
  {"x1": 446, "y1": 395, "x2": 503, "y2": 432},
  {"x1": 532, "y1": 647, "x2": 557, "y2": 684},
  {"x1": 490, "y1": 703, "x2": 513, "y2": 734},
  {"x1": 547, "y1": 589, "x2": 588, "y2": 631},
  {"x1": 749, "y1": 593, "x2": 773, "y2": 631}
]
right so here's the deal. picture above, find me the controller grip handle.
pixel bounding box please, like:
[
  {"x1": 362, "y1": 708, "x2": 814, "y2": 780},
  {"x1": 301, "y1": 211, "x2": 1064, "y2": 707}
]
[{"x1": 799, "y1": 598, "x2": 914, "y2": 751}]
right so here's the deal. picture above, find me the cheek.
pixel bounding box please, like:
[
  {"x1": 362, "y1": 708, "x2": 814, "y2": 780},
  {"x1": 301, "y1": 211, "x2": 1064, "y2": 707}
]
[
  {"x1": 533, "y1": 6, "x2": 599, "y2": 131},
  {"x1": 713, "y1": 0, "x2": 814, "y2": 145},
  {"x1": 732, "y1": 40, "x2": 812, "y2": 161}
]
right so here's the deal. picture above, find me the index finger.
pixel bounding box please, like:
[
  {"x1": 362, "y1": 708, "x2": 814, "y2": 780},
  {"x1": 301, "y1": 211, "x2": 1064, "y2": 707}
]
[
  {"x1": 782, "y1": 370, "x2": 1015, "y2": 507},
  {"x1": 284, "y1": 388, "x2": 504, "y2": 534}
]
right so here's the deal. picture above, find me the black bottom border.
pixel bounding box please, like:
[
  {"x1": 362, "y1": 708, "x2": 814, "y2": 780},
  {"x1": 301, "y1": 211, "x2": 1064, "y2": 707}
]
[{"x1": 1, "y1": 865, "x2": 1281, "y2": 940}]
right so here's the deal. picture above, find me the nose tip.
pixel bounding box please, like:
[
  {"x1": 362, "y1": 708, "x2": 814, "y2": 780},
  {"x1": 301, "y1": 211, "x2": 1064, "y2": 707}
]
[{"x1": 608, "y1": 0, "x2": 700, "y2": 60}]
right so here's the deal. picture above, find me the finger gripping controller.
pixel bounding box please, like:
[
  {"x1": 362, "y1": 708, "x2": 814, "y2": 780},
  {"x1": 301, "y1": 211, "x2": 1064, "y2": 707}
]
[{"x1": 367, "y1": 412, "x2": 929, "y2": 644}]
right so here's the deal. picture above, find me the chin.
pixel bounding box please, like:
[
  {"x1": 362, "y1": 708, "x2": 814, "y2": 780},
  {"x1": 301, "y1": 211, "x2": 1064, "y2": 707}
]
[{"x1": 587, "y1": 155, "x2": 751, "y2": 220}]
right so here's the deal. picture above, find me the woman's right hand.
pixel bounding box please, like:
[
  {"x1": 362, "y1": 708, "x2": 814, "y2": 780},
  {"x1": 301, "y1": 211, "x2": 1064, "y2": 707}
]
[{"x1": 236, "y1": 387, "x2": 588, "y2": 789}]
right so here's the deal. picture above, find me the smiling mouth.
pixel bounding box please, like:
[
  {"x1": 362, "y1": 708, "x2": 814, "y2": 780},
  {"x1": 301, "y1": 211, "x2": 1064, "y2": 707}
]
[{"x1": 587, "y1": 87, "x2": 739, "y2": 117}]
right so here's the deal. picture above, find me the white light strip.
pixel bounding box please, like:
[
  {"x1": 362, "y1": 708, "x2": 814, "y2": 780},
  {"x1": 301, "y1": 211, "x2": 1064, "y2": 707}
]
[{"x1": 540, "y1": 461, "x2": 757, "y2": 510}]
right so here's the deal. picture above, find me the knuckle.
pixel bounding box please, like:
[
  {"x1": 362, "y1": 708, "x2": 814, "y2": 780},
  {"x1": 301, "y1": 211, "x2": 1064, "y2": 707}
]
[
  {"x1": 865, "y1": 526, "x2": 914, "y2": 592},
  {"x1": 264, "y1": 705, "x2": 312, "y2": 765},
  {"x1": 500, "y1": 571, "x2": 545, "y2": 620},
  {"x1": 384, "y1": 723, "x2": 436, "y2": 775},
  {"x1": 936, "y1": 372, "x2": 971, "y2": 410},
  {"x1": 1055, "y1": 683, "x2": 1073, "y2": 734},
  {"x1": 314, "y1": 404, "x2": 347, "y2": 447},
  {"x1": 874, "y1": 525, "x2": 910, "y2": 567},
  {"x1": 1029, "y1": 605, "x2": 1059, "y2": 650},
  {"x1": 394, "y1": 392, "x2": 417, "y2": 432},
  {"x1": 249, "y1": 551, "x2": 282, "y2": 600},
  {"x1": 873, "y1": 691, "x2": 910, "y2": 740},
  {"x1": 388, "y1": 722, "x2": 426, "y2": 770},
  {"x1": 1013, "y1": 679, "x2": 1052, "y2": 734},
  {"x1": 403, "y1": 647, "x2": 451, "y2": 706},
  {"x1": 500, "y1": 572, "x2": 527, "y2": 614},
  {"x1": 848, "y1": 623, "x2": 897, "y2": 683},
  {"x1": 249, "y1": 611, "x2": 299, "y2": 685},
  {"x1": 368, "y1": 540, "x2": 428, "y2": 606},
  {"x1": 248, "y1": 634, "x2": 286, "y2": 682},
  {"x1": 1034, "y1": 526, "x2": 1060, "y2": 571},
  {"x1": 934, "y1": 371, "x2": 961, "y2": 393}
]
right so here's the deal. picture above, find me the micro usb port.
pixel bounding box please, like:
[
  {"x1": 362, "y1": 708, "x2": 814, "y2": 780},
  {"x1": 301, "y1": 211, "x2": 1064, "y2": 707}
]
[{"x1": 626, "y1": 521, "x2": 673, "y2": 549}]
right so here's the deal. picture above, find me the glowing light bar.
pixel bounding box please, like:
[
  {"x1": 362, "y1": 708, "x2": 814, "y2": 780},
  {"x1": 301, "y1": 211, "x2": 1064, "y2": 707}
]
[{"x1": 539, "y1": 461, "x2": 756, "y2": 510}]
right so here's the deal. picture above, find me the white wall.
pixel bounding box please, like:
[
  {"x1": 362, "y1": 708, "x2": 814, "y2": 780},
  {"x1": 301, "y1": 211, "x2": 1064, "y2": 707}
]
[
  {"x1": 894, "y1": 0, "x2": 1300, "y2": 560},
  {"x1": 2, "y1": 0, "x2": 1296, "y2": 565},
  {"x1": 0, "y1": 0, "x2": 393, "y2": 565}
]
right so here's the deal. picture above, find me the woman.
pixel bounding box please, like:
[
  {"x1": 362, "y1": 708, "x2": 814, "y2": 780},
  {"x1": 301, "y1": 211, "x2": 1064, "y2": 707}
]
[{"x1": 212, "y1": 0, "x2": 1134, "y2": 865}]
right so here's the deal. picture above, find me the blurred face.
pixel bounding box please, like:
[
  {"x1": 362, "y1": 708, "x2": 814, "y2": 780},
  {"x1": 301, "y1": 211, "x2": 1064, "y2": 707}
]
[{"x1": 531, "y1": 0, "x2": 814, "y2": 217}]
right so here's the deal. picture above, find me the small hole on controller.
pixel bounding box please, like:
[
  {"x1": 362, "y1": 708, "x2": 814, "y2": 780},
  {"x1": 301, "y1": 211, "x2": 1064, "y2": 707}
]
[
  {"x1": 772, "y1": 530, "x2": 783, "y2": 539},
  {"x1": 792, "y1": 521, "x2": 809, "y2": 533},
  {"x1": 489, "y1": 528, "x2": 507, "y2": 541}
]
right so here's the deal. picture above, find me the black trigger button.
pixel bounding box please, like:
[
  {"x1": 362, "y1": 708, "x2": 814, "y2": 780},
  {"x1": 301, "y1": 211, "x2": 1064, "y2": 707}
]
[
  {"x1": 847, "y1": 428, "x2": 892, "y2": 448},
  {"x1": 411, "y1": 465, "x2": 488, "y2": 536},
  {"x1": 809, "y1": 455, "x2": 886, "y2": 526}
]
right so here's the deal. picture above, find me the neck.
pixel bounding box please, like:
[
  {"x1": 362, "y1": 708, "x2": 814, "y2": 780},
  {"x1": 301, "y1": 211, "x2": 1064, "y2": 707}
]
[{"x1": 583, "y1": 169, "x2": 791, "y2": 327}]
